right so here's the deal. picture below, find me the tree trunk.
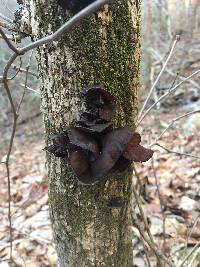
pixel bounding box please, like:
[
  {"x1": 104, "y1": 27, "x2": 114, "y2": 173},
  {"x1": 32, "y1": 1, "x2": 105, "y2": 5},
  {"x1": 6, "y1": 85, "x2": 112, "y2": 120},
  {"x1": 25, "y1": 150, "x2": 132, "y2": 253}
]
[{"x1": 19, "y1": 1, "x2": 141, "y2": 266}]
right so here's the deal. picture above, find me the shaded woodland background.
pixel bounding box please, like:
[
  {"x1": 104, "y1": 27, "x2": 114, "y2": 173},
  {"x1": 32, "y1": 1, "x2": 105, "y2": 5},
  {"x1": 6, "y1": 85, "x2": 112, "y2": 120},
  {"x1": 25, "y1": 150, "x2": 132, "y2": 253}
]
[{"x1": 0, "y1": 0, "x2": 200, "y2": 266}]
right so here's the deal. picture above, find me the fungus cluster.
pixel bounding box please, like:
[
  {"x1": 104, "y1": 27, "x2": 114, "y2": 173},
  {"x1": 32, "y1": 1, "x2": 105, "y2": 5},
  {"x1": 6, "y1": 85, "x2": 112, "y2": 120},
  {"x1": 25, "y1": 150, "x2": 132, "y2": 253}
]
[
  {"x1": 58, "y1": 0, "x2": 95, "y2": 13},
  {"x1": 44, "y1": 86, "x2": 153, "y2": 185}
]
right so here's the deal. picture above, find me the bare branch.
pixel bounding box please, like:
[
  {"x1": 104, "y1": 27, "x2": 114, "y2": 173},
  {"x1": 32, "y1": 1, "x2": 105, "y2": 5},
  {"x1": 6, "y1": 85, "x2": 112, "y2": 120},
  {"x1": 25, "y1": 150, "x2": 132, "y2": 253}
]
[
  {"x1": 179, "y1": 215, "x2": 200, "y2": 266},
  {"x1": 151, "y1": 158, "x2": 166, "y2": 253},
  {"x1": 0, "y1": 20, "x2": 18, "y2": 32},
  {"x1": 17, "y1": 51, "x2": 34, "y2": 113},
  {"x1": 178, "y1": 240, "x2": 200, "y2": 267},
  {"x1": 149, "y1": 110, "x2": 200, "y2": 147},
  {"x1": 0, "y1": 12, "x2": 13, "y2": 23},
  {"x1": 185, "y1": 215, "x2": 200, "y2": 250},
  {"x1": 132, "y1": 184, "x2": 154, "y2": 243},
  {"x1": 0, "y1": 27, "x2": 19, "y2": 54},
  {"x1": 138, "y1": 36, "x2": 179, "y2": 119},
  {"x1": 132, "y1": 218, "x2": 176, "y2": 267},
  {"x1": 17, "y1": 68, "x2": 29, "y2": 113},
  {"x1": 0, "y1": 33, "x2": 21, "y2": 42},
  {"x1": 2, "y1": 54, "x2": 19, "y2": 115},
  {"x1": 139, "y1": 238, "x2": 152, "y2": 267},
  {"x1": 20, "y1": 84, "x2": 40, "y2": 94},
  {"x1": 12, "y1": 64, "x2": 39, "y2": 78},
  {"x1": 9, "y1": 57, "x2": 22, "y2": 80},
  {"x1": 0, "y1": 20, "x2": 32, "y2": 36},
  {"x1": 20, "y1": 0, "x2": 111, "y2": 54},
  {"x1": 137, "y1": 69, "x2": 200, "y2": 126},
  {"x1": 151, "y1": 47, "x2": 200, "y2": 90},
  {"x1": 188, "y1": 247, "x2": 200, "y2": 267},
  {"x1": 2, "y1": 59, "x2": 18, "y2": 260},
  {"x1": 154, "y1": 143, "x2": 200, "y2": 160},
  {"x1": 133, "y1": 164, "x2": 143, "y2": 194},
  {"x1": 133, "y1": 164, "x2": 166, "y2": 266}
]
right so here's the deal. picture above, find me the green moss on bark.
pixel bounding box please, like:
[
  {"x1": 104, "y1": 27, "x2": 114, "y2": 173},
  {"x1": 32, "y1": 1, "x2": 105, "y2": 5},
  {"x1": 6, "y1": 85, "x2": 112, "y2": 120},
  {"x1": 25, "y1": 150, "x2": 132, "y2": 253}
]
[
  {"x1": 65, "y1": 0, "x2": 140, "y2": 127},
  {"x1": 23, "y1": 0, "x2": 141, "y2": 266}
]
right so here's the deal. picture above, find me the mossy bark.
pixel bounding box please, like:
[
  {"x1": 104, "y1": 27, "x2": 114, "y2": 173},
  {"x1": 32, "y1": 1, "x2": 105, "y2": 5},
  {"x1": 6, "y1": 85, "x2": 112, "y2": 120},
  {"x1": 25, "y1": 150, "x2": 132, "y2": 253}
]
[{"x1": 20, "y1": 0, "x2": 141, "y2": 266}]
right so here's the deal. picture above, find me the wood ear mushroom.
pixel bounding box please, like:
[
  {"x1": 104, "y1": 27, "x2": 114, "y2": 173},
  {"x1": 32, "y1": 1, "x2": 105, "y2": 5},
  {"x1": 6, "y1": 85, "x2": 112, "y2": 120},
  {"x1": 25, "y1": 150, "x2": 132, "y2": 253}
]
[{"x1": 44, "y1": 86, "x2": 154, "y2": 185}]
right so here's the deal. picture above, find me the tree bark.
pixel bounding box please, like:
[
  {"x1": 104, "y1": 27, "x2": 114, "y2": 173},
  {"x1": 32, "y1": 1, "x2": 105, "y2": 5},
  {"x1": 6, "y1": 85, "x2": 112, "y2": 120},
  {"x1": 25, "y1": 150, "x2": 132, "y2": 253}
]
[{"x1": 19, "y1": 1, "x2": 141, "y2": 266}]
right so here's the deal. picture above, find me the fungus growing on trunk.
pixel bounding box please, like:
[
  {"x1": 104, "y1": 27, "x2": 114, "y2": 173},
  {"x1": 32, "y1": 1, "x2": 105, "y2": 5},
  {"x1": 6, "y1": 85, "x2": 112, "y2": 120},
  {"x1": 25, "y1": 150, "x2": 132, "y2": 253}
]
[
  {"x1": 44, "y1": 86, "x2": 153, "y2": 185},
  {"x1": 58, "y1": 0, "x2": 97, "y2": 14}
]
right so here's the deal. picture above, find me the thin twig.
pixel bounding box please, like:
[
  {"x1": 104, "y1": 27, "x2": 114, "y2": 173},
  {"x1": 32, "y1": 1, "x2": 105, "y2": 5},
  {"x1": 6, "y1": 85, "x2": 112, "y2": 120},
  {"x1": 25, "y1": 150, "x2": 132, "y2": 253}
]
[
  {"x1": 188, "y1": 246, "x2": 200, "y2": 267},
  {"x1": 178, "y1": 240, "x2": 200, "y2": 267},
  {"x1": 1, "y1": 0, "x2": 14, "y2": 15},
  {"x1": 151, "y1": 158, "x2": 166, "y2": 256},
  {"x1": 149, "y1": 110, "x2": 200, "y2": 147},
  {"x1": 0, "y1": 33, "x2": 21, "y2": 42},
  {"x1": 151, "y1": 47, "x2": 200, "y2": 90},
  {"x1": 0, "y1": 14, "x2": 32, "y2": 37},
  {"x1": 154, "y1": 143, "x2": 200, "y2": 160},
  {"x1": 133, "y1": 164, "x2": 163, "y2": 264},
  {"x1": 0, "y1": 20, "x2": 19, "y2": 33},
  {"x1": 5, "y1": 119, "x2": 17, "y2": 262},
  {"x1": 17, "y1": 68, "x2": 29, "y2": 113},
  {"x1": 179, "y1": 215, "x2": 200, "y2": 266},
  {"x1": 20, "y1": 0, "x2": 111, "y2": 54},
  {"x1": 186, "y1": 215, "x2": 200, "y2": 249},
  {"x1": 139, "y1": 237, "x2": 152, "y2": 267},
  {"x1": 132, "y1": 218, "x2": 175, "y2": 267},
  {"x1": 132, "y1": 184, "x2": 154, "y2": 243},
  {"x1": 17, "y1": 52, "x2": 34, "y2": 113},
  {"x1": 133, "y1": 164, "x2": 143, "y2": 194},
  {"x1": 20, "y1": 84, "x2": 40, "y2": 94},
  {"x1": 2, "y1": 54, "x2": 33, "y2": 261},
  {"x1": 137, "y1": 69, "x2": 200, "y2": 126},
  {"x1": 9, "y1": 57, "x2": 22, "y2": 80},
  {"x1": 138, "y1": 36, "x2": 179, "y2": 119},
  {"x1": 132, "y1": 182, "x2": 164, "y2": 265},
  {"x1": 2, "y1": 55, "x2": 19, "y2": 261},
  {"x1": 0, "y1": 27, "x2": 19, "y2": 54},
  {"x1": 12, "y1": 65, "x2": 39, "y2": 78},
  {"x1": 0, "y1": 12, "x2": 13, "y2": 23}
]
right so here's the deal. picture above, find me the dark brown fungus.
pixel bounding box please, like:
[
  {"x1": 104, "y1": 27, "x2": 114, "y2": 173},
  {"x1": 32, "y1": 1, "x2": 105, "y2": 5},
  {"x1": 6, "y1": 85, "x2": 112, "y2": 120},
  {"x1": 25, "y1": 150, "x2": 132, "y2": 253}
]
[
  {"x1": 83, "y1": 86, "x2": 117, "y2": 122},
  {"x1": 67, "y1": 127, "x2": 99, "y2": 159},
  {"x1": 58, "y1": 0, "x2": 97, "y2": 14},
  {"x1": 43, "y1": 86, "x2": 154, "y2": 185},
  {"x1": 111, "y1": 156, "x2": 132, "y2": 173},
  {"x1": 69, "y1": 150, "x2": 89, "y2": 176},
  {"x1": 125, "y1": 132, "x2": 141, "y2": 148},
  {"x1": 91, "y1": 127, "x2": 134, "y2": 179},
  {"x1": 123, "y1": 132, "x2": 154, "y2": 162},
  {"x1": 69, "y1": 151, "x2": 97, "y2": 185},
  {"x1": 43, "y1": 133, "x2": 68, "y2": 157},
  {"x1": 76, "y1": 112, "x2": 112, "y2": 133},
  {"x1": 107, "y1": 197, "x2": 123, "y2": 209},
  {"x1": 76, "y1": 121, "x2": 112, "y2": 134},
  {"x1": 123, "y1": 144, "x2": 154, "y2": 163},
  {"x1": 78, "y1": 112, "x2": 98, "y2": 125}
]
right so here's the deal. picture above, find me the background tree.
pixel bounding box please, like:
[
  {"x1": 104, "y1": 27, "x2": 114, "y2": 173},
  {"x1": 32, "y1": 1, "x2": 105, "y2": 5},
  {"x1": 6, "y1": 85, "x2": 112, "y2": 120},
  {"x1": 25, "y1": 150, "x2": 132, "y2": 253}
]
[{"x1": 9, "y1": 0, "x2": 140, "y2": 266}]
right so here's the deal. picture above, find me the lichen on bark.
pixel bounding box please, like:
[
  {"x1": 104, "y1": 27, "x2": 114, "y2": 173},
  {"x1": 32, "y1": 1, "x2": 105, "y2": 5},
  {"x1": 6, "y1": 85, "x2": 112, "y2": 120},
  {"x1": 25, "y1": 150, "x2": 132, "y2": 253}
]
[{"x1": 18, "y1": 0, "x2": 141, "y2": 266}]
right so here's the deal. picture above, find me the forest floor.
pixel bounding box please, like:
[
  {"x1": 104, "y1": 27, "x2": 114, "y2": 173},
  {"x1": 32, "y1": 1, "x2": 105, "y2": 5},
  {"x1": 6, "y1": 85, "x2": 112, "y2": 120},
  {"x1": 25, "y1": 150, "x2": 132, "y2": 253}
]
[{"x1": 0, "y1": 98, "x2": 200, "y2": 267}]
